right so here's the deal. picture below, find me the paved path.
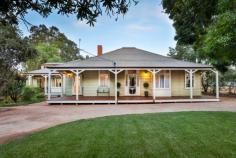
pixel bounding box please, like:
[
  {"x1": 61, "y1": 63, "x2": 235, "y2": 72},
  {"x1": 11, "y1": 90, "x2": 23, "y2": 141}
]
[{"x1": 1, "y1": 97, "x2": 236, "y2": 144}]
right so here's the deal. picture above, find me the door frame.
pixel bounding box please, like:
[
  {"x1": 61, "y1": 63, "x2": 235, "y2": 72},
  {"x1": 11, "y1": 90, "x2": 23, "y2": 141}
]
[{"x1": 124, "y1": 70, "x2": 140, "y2": 95}]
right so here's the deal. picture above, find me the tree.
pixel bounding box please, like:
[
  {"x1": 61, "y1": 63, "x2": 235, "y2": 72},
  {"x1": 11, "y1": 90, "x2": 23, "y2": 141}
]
[
  {"x1": 25, "y1": 43, "x2": 63, "y2": 71},
  {"x1": 222, "y1": 69, "x2": 236, "y2": 94},
  {"x1": 167, "y1": 45, "x2": 197, "y2": 62},
  {"x1": 24, "y1": 25, "x2": 85, "y2": 70},
  {"x1": 162, "y1": 0, "x2": 236, "y2": 72},
  {"x1": 0, "y1": 23, "x2": 37, "y2": 91},
  {"x1": 27, "y1": 25, "x2": 83, "y2": 61},
  {"x1": 162, "y1": 0, "x2": 218, "y2": 45},
  {"x1": 0, "y1": 0, "x2": 137, "y2": 26},
  {"x1": 200, "y1": 11, "x2": 236, "y2": 72},
  {"x1": 201, "y1": 71, "x2": 215, "y2": 93}
]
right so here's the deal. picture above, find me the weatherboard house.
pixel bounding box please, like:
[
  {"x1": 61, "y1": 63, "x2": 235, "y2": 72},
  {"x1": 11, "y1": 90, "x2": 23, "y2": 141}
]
[{"x1": 26, "y1": 45, "x2": 219, "y2": 104}]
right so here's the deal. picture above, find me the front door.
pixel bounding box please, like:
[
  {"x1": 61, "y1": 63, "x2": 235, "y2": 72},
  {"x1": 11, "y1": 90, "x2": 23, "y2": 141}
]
[
  {"x1": 128, "y1": 74, "x2": 137, "y2": 95},
  {"x1": 125, "y1": 70, "x2": 140, "y2": 95}
]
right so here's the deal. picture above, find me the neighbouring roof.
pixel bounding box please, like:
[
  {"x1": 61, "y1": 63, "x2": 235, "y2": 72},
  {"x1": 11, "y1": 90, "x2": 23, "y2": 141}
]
[
  {"x1": 25, "y1": 62, "x2": 63, "y2": 75},
  {"x1": 48, "y1": 47, "x2": 212, "y2": 69},
  {"x1": 26, "y1": 68, "x2": 59, "y2": 75}
]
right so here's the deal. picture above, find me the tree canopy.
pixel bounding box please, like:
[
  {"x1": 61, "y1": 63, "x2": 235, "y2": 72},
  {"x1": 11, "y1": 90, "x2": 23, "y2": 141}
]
[
  {"x1": 0, "y1": 23, "x2": 37, "y2": 90},
  {"x1": 167, "y1": 45, "x2": 197, "y2": 62},
  {"x1": 200, "y1": 11, "x2": 236, "y2": 72},
  {"x1": 27, "y1": 25, "x2": 83, "y2": 61},
  {"x1": 0, "y1": 0, "x2": 137, "y2": 26},
  {"x1": 25, "y1": 43, "x2": 63, "y2": 71},
  {"x1": 162, "y1": 0, "x2": 218, "y2": 45},
  {"x1": 162, "y1": 0, "x2": 236, "y2": 72}
]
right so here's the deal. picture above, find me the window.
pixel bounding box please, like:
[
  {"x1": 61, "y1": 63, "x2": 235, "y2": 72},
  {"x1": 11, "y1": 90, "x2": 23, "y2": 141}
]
[
  {"x1": 156, "y1": 70, "x2": 170, "y2": 88},
  {"x1": 185, "y1": 72, "x2": 194, "y2": 88},
  {"x1": 100, "y1": 72, "x2": 109, "y2": 87},
  {"x1": 52, "y1": 77, "x2": 61, "y2": 87},
  {"x1": 160, "y1": 74, "x2": 165, "y2": 88}
]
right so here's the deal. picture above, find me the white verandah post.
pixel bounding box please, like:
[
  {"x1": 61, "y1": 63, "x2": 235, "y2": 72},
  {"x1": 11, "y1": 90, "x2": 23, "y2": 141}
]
[
  {"x1": 190, "y1": 69, "x2": 193, "y2": 99},
  {"x1": 153, "y1": 70, "x2": 156, "y2": 101},
  {"x1": 48, "y1": 71, "x2": 51, "y2": 100},
  {"x1": 216, "y1": 71, "x2": 219, "y2": 99},
  {"x1": 109, "y1": 69, "x2": 123, "y2": 104},
  {"x1": 62, "y1": 74, "x2": 65, "y2": 96},
  {"x1": 60, "y1": 74, "x2": 63, "y2": 97},
  {"x1": 28, "y1": 75, "x2": 32, "y2": 86},
  {"x1": 152, "y1": 70, "x2": 160, "y2": 101},
  {"x1": 209, "y1": 69, "x2": 219, "y2": 99},
  {"x1": 44, "y1": 75, "x2": 48, "y2": 96},
  {"x1": 115, "y1": 69, "x2": 118, "y2": 104},
  {"x1": 76, "y1": 70, "x2": 79, "y2": 100}
]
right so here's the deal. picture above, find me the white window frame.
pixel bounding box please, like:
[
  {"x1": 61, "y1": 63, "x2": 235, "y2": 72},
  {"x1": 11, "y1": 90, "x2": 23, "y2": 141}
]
[
  {"x1": 98, "y1": 71, "x2": 110, "y2": 87},
  {"x1": 155, "y1": 70, "x2": 171, "y2": 89},
  {"x1": 185, "y1": 71, "x2": 194, "y2": 89}
]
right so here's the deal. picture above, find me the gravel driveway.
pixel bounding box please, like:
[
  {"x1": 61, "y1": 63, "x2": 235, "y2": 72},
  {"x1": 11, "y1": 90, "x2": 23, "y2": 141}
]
[{"x1": 1, "y1": 97, "x2": 236, "y2": 144}]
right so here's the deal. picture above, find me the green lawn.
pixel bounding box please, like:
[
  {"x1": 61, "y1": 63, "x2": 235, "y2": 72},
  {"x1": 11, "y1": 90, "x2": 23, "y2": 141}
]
[{"x1": 1, "y1": 112, "x2": 236, "y2": 158}]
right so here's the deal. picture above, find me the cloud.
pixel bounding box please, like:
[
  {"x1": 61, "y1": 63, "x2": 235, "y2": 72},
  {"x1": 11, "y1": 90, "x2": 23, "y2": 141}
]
[{"x1": 126, "y1": 24, "x2": 155, "y2": 32}]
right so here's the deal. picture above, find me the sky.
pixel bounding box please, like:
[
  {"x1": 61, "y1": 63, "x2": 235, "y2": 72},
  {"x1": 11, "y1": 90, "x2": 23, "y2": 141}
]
[{"x1": 19, "y1": 0, "x2": 176, "y2": 57}]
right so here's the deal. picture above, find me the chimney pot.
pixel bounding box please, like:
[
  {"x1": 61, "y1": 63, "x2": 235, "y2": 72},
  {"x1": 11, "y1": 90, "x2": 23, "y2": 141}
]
[{"x1": 97, "y1": 45, "x2": 103, "y2": 56}]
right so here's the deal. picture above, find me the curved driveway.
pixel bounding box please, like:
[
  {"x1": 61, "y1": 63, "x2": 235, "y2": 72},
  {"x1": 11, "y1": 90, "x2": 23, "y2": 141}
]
[{"x1": 1, "y1": 97, "x2": 236, "y2": 144}]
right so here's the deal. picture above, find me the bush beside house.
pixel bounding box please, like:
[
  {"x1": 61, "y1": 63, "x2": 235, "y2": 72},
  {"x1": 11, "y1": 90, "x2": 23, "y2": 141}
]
[{"x1": 0, "y1": 86, "x2": 45, "y2": 107}]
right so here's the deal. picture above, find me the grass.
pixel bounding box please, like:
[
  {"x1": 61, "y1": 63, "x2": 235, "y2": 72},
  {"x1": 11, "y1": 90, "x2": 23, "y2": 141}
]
[{"x1": 1, "y1": 112, "x2": 236, "y2": 158}]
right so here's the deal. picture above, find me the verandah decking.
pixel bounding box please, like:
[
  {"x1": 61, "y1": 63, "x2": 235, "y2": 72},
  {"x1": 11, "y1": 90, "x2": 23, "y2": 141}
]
[{"x1": 48, "y1": 95, "x2": 219, "y2": 104}]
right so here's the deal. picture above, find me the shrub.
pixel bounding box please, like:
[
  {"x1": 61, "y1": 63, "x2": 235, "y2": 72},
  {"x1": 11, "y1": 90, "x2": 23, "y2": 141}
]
[
  {"x1": 2, "y1": 75, "x2": 25, "y2": 103},
  {"x1": 1, "y1": 97, "x2": 13, "y2": 105},
  {"x1": 22, "y1": 86, "x2": 44, "y2": 102},
  {"x1": 117, "y1": 82, "x2": 121, "y2": 88},
  {"x1": 143, "y1": 82, "x2": 149, "y2": 89}
]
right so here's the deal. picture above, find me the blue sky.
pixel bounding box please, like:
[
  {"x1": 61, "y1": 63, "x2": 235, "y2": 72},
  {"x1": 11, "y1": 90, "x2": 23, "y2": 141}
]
[{"x1": 19, "y1": 0, "x2": 176, "y2": 56}]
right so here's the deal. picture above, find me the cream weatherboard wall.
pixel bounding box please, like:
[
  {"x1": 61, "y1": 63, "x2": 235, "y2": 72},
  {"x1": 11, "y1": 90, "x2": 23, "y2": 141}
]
[
  {"x1": 139, "y1": 71, "x2": 153, "y2": 96},
  {"x1": 82, "y1": 71, "x2": 99, "y2": 96},
  {"x1": 81, "y1": 70, "x2": 115, "y2": 96},
  {"x1": 79, "y1": 70, "x2": 202, "y2": 97},
  {"x1": 65, "y1": 76, "x2": 73, "y2": 96},
  {"x1": 171, "y1": 70, "x2": 202, "y2": 96}
]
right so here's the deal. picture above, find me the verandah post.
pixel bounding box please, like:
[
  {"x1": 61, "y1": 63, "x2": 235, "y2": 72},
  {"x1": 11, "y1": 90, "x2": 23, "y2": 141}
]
[
  {"x1": 76, "y1": 70, "x2": 79, "y2": 100},
  {"x1": 48, "y1": 71, "x2": 51, "y2": 100},
  {"x1": 115, "y1": 70, "x2": 118, "y2": 104},
  {"x1": 28, "y1": 75, "x2": 32, "y2": 86},
  {"x1": 60, "y1": 74, "x2": 63, "y2": 97},
  {"x1": 44, "y1": 75, "x2": 47, "y2": 96},
  {"x1": 152, "y1": 70, "x2": 160, "y2": 102},
  {"x1": 216, "y1": 71, "x2": 219, "y2": 99},
  {"x1": 152, "y1": 70, "x2": 156, "y2": 101},
  {"x1": 190, "y1": 69, "x2": 193, "y2": 99}
]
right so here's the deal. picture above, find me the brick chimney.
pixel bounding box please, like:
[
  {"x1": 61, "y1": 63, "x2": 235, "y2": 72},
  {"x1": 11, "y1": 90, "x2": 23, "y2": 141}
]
[{"x1": 97, "y1": 45, "x2": 103, "y2": 56}]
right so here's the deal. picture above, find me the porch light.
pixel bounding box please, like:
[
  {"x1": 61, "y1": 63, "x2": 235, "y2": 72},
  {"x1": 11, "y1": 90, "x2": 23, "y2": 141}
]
[{"x1": 67, "y1": 73, "x2": 73, "y2": 77}]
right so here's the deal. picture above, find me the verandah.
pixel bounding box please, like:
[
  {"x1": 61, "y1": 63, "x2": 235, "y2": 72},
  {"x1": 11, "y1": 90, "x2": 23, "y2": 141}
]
[{"x1": 40, "y1": 68, "x2": 220, "y2": 104}]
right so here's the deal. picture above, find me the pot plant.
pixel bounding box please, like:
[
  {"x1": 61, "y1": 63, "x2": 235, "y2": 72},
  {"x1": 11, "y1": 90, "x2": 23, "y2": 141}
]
[
  {"x1": 117, "y1": 82, "x2": 121, "y2": 97},
  {"x1": 143, "y1": 82, "x2": 149, "y2": 97}
]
